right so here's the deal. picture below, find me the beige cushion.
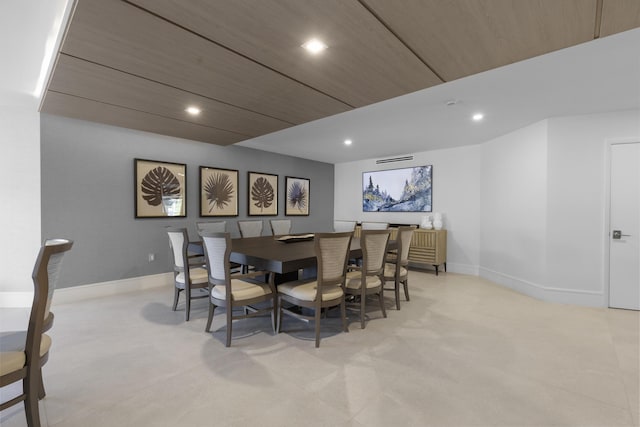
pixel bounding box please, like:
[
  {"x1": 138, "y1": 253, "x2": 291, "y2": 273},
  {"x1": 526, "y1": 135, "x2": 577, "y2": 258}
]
[
  {"x1": 384, "y1": 263, "x2": 408, "y2": 278},
  {"x1": 175, "y1": 267, "x2": 208, "y2": 287},
  {"x1": 211, "y1": 279, "x2": 272, "y2": 301},
  {"x1": 345, "y1": 270, "x2": 382, "y2": 290},
  {"x1": 278, "y1": 280, "x2": 343, "y2": 301},
  {"x1": 0, "y1": 332, "x2": 52, "y2": 376}
]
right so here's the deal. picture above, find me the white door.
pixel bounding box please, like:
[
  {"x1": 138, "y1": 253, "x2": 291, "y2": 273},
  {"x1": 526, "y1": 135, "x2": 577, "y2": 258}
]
[{"x1": 609, "y1": 142, "x2": 640, "y2": 310}]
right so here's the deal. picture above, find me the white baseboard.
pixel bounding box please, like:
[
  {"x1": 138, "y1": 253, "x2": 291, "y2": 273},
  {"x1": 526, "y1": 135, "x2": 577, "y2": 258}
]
[
  {"x1": 0, "y1": 273, "x2": 173, "y2": 308},
  {"x1": 409, "y1": 262, "x2": 479, "y2": 276},
  {"x1": 446, "y1": 262, "x2": 480, "y2": 276},
  {"x1": 479, "y1": 267, "x2": 605, "y2": 307}
]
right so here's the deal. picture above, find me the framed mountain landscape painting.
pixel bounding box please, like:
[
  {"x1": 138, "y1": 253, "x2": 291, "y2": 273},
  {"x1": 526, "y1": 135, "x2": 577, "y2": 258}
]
[{"x1": 363, "y1": 165, "x2": 432, "y2": 212}]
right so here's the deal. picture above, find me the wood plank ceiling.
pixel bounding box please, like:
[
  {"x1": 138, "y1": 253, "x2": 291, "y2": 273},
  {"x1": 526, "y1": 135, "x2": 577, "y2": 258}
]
[{"x1": 41, "y1": 0, "x2": 640, "y2": 147}]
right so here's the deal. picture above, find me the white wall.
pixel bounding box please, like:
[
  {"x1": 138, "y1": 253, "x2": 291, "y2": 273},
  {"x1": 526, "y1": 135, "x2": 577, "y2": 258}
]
[
  {"x1": 334, "y1": 145, "x2": 481, "y2": 274},
  {"x1": 0, "y1": 94, "x2": 41, "y2": 301},
  {"x1": 545, "y1": 110, "x2": 640, "y2": 305},
  {"x1": 479, "y1": 121, "x2": 549, "y2": 295},
  {"x1": 335, "y1": 110, "x2": 640, "y2": 307}
]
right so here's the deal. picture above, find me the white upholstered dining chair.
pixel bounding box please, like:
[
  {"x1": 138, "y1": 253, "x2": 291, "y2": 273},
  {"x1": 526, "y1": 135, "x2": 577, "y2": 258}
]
[
  {"x1": 383, "y1": 225, "x2": 416, "y2": 310},
  {"x1": 345, "y1": 229, "x2": 391, "y2": 328},
  {"x1": 361, "y1": 221, "x2": 389, "y2": 230},
  {"x1": 166, "y1": 227, "x2": 209, "y2": 321},
  {"x1": 199, "y1": 231, "x2": 276, "y2": 347},
  {"x1": 196, "y1": 221, "x2": 227, "y2": 233},
  {"x1": 0, "y1": 238, "x2": 73, "y2": 427},
  {"x1": 333, "y1": 220, "x2": 356, "y2": 232},
  {"x1": 269, "y1": 219, "x2": 292, "y2": 236},
  {"x1": 277, "y1": 232, "x2": 353, "y2": 347},
  {"x1": 237, "y1": 220, "x2": 263, "y2": 237}
]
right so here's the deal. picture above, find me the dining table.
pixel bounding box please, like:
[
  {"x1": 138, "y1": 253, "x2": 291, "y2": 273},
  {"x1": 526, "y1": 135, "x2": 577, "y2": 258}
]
[{"x1": 189, "y1": 234, "x2": 396, "y2": 284}]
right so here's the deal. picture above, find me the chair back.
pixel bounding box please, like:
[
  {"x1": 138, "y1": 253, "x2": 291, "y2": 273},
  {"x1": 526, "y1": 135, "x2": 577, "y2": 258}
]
[
  {"x1": 166, "y1": 227, "x2": 189, "y2": 270},
  {"x1": 315, "y1": 232, "x2": 353, "y2": 289},
  {"x1": 196, "y1": 221, "x2": 227, "y2": 233},
  {"x1": 396, "y1": 226, "x2": 417, "y2": 265},
  {"x1": 28, "y1": 239, "x2": 73, "y2": 372},
  {"x1": 333, "y1": 220, "x2": 356, "y2": 232},
  {"x1": 237, "y1": 220, "x2": 263, "y2": 238},
  {"x1": 199, "y1": 231, "x2": 232, "y2": 287},
  {"x1": 270, "y1": 219, "x2": 292, "y2": 236},
  {"x1": 361, "y1": 229, "x2": 392, "y2": 275},
  {"x1": 361, "y1": 221, "x2": 389, "y2": 230}
]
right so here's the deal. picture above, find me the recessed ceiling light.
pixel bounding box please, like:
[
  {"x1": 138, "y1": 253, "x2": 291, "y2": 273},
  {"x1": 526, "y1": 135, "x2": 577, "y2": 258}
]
[
  {"x1": 185, "y1": 106, "x2": 201, "y2": 115},
  {"x1": 344, "y1": 139, "x2": 353, "y2": 146},
  {"x1": 472, "y1": 113, "x2": 484, "y2": 121},
  {"x1": 302, "y1": 38, "x2": 328, "y2": 54}
]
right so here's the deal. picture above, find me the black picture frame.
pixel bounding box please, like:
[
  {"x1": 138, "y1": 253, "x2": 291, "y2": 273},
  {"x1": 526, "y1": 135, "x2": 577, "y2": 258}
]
[
  {"x1": 285, "y1": 176, "x2": 310, "y2": 216},
  {"x1": 248, "y1": 171, "x2": 278, "y2": 216},
  {"x1": 199, "y1": 166, "x2": 239, "y2": 217},
  {"x1": 135, "y1": 158, "x2": 186, "y2": 218}
]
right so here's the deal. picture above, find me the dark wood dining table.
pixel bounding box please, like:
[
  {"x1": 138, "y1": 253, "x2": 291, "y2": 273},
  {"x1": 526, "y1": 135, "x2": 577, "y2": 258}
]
[{"x1": 189, "y1": 234, "x2": 395, "y2": 284}]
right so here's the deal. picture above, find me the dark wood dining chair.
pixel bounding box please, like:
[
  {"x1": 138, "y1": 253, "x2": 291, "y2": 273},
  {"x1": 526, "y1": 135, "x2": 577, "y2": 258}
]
[
  {"x1": 199, "y1": 231, "x2": 276, "y2": 347},
  {"x1": 384, "y1": 226, "x2": 416, "y2": 310},
  {"x1": 277, "y1": 232, "x2": 353, "y2": 347},
  {"x1": 166, "y1": 227, "x2": 209, "y2": 321},
  {"x1": 0, "y1": 238, "x2": 73, "y2": 427},
  {"x1": 345, "y1": 229, "x2": 391, "y2": 328}
]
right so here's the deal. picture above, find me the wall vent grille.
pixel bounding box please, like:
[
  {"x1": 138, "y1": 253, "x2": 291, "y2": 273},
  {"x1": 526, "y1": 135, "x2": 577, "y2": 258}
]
[{"x1": 375, "y1": 155, "x2": 414, "y2": 164}]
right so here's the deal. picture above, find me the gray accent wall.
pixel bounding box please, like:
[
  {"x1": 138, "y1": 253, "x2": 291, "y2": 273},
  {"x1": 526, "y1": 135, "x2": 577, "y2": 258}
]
[{"x1": 41, "y1": 114, "x2": 334, "y2": 288}]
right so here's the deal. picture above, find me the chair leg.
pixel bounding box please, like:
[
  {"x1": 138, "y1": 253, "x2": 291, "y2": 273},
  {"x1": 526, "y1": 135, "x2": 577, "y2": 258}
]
[
  {"x1": 395, "y1": 279, "x2": 401, "y2": 310},
  {"x1": 314, "y1": 306, "x2": 322, "y2": 348},
  {"x1": 277, "y1": 296, "x2": 283, "y2": 333},
  {"x1": 24, "y1": 375, "x2": 41, "y2": 427},
  {"x1": 185, "y1": 289, "x2": 191, "y2": 321},
  {"x1": 403, "y1": 278, "x2": 410, "y2": 301},
  {"x1": 225, "y1": 306, "x2": 233, "y2": 347},
  {"x1": 205, "y1": 302, "x2": 215, "y2": 332},
  {"x1": 379, "y1": 289, "x2": 387, "y2": 318},
  {"x1": 341, "y1": 299, "x2": 349, "y2": 333},
  {"x1": 38, "y1": 370, "x2": 46, "y2": 399},
  {"x1": 360, "y1": 293, "x2": 366, "y2": 329},
  {"x1": 172, "y1": 287, "x2": 181, "y2": 311},
  {"x1": 271, "y1": 294, "x2": 278, "y2": 334}
]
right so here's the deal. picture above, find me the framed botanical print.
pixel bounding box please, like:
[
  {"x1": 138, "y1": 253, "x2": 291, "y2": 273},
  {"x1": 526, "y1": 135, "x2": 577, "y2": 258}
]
[
  {"x1": 135, "y1": 158, "x2": 186, "y2": 218},
  {"x1": 248, "y1": 171, "x2": 278, "y2": 216},
  {"x1": 285, "y1": 176, "x2": 310, "y2": 216},
  {"x1": 199, "y1": 166, "x2": 238, "y2": 217}
]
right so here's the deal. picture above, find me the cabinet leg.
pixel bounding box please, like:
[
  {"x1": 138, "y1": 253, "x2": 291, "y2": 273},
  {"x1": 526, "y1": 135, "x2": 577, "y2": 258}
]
[
  {"x1": 434, "y1": 265, "x2": 439, "y2": 276},
  {"x1": 444, "y1": 262, "x2": 447, "y2": 272}
]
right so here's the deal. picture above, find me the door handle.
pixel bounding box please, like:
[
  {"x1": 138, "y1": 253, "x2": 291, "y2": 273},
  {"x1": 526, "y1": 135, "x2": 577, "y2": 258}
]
[{"x1": 612, "y1": 230, "x2": 631, "y2": 239}]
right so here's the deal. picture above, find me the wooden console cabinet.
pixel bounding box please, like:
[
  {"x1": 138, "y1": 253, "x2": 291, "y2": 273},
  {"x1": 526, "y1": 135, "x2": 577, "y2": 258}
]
[
  {"x1": 408, "y1": 229, "x2": 447, "y2": 275},
  {"x1": 354, "y1": 226, "x2": 447, "y2": 275}
]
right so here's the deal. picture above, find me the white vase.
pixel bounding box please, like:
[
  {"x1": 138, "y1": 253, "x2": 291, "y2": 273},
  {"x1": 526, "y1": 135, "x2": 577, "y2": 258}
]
[
  {"x1": 420, "y1": 215, "x2": 432, "y2": 229},
  {"x1": 433, "y1": 219, "x2": 443, "y2": 230}
]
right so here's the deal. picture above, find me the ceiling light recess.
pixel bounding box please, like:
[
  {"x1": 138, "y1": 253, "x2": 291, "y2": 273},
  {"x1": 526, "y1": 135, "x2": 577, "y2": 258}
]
[
  {"x1": 185, "y1": 106, "x2": 201, "y2": 115},
  {"x1": 344, "y1": 139, "x2": 352, "y2": 146},
  {"x1": 302, "y1": 38, "x2": 328, "y2": 54},
  {"x1": 472, "y1": 113, "x2": 484, "y2": 121}
]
